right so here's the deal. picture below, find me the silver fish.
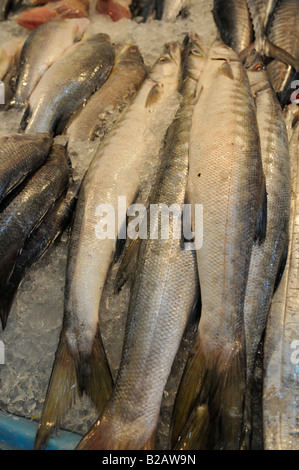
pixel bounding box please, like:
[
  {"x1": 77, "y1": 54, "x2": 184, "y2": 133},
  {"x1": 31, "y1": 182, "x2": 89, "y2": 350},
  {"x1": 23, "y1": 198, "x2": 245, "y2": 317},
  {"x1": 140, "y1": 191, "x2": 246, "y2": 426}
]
[
  {"x1": 33, "y1": 41, "x2": 182, "y2": 451},
  {"x1": 65, "y1": 43, "x2": 147, "y2": 143},
  {"x1": 170, "y1": 39, "x2": 266, "y2": 451},
  {"x1": 23, "y1": 33, "x2": 115, "y2": 135},
  {"x1": 13, "y1": 18, "x2": 89, "y2": 108},
  {"x1": 263, "y1": 116, "x2": 299, "y2": 450},
  {"x1": 75, "y1": 33, "x2": 206, "y2": 451},
  {"x1": 242, "y1": 50, "x2": 291, "y2": 449}
]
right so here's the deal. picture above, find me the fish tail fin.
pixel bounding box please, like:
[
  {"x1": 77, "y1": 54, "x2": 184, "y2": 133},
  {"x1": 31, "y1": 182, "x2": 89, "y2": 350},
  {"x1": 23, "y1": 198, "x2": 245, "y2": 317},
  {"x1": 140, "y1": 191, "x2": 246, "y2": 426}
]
[
  {"x1": 171, "y1": 333, "x2": 246, "y2": 450},
  {"x1": 75, "y1": 326, "x2": 114, "y2": 413},
  {"x1": 33, "y1": 334, "x2": 77, "y2": 450}
]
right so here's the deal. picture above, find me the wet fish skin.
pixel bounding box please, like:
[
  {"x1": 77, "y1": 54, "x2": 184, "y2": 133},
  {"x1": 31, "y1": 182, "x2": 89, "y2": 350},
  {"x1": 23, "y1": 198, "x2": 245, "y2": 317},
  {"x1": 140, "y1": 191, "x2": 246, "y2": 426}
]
[
  {"x1": 76, "y1": 33, "x2": 206, "y2": 451},
  {"x1": 0, "y1": 185, "x2": 76, "y2": 330},
  {"x1": 23, "y1": 34, "x2": 115, "y2": 135},
  {"x1": 0, "y1": 0, "x2": 13, "y2": 20},
  {"x1": 267, "y1": 0, "x2": 299, "y2": 95},
  {"x1": 0, "y1": 143, "x2": 70, "y2": 307},
  {"x1": 241, "y1": 50, "x2": 290, "y2": 449},
  {"x1": 263, "y1": 118, "x2": 299, "y2": 450},
  {"x1": 33, "y1": 41, "x2": 182, "y2": 451},
  {"x1": 66, "y1": 43, "x2": 147, "y2": 143},
  {"x1": 212, "y1": 0, "x2": 253, "y2": 55},
  {"x1": 0, "y1": 133, "x2": 53, "y2": 205},
  {"x1": 171, "y1": 39, "x2": 265, "y2": 451},
  {"x1": 13, "y1": 18, "x2": 89, "y2": 108}
]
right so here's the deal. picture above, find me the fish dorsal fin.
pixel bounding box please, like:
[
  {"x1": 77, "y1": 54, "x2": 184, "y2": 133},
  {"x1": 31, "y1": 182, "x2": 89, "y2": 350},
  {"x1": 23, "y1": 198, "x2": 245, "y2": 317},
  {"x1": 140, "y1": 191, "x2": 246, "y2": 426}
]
[
  {"x1": 218, "y1": 61, "x2": 234, "y2": 80},
  {"x1": 145, "y1": 82, "x2": 164, "y2": 107}
]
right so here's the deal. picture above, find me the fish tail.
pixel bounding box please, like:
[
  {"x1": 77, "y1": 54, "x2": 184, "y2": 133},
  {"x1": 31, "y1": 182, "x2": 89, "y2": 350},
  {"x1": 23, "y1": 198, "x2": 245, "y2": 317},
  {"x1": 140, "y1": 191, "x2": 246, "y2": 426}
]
[
  {"x1": 170, "y1": 332, "x2": 246, "y2": 450},
  {"x1": 74, "y1": 327, "x2": 114, "y2": 414},
  {"x1": 33, "y1": 334, "x2": 77, "y2": 450}
]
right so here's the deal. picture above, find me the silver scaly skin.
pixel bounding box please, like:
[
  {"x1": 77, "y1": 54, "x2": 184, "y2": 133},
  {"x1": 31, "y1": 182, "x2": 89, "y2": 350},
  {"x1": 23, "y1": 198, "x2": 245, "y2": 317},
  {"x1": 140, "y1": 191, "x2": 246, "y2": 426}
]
[
  {"x1": 263, "y1": 116, "x2": 299, "y2": 451},
  {"x1": 76, "y1": 33, "x2": 206, "y2": 451},
  {"x1": 34, "y1": 41, "x2": 182, "y2": 451},
  {"x1": 171, "y1": 39, "x2": 266, "y2": 450},
  {"x1": 23, "y1": 33, "x2": 115, "y2": 135},
  {"x1": 242, "y1": 49, "x2": 291, "y2": 449}
]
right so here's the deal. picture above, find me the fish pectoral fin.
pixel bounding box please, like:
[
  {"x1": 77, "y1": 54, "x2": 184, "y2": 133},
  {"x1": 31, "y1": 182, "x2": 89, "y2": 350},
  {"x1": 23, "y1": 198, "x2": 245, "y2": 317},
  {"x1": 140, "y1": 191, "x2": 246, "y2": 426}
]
[
  {"x1": 173, "y1": 403, "x2": 210, "y2": 450},
  {"x1": 254, "y1": 174, "x2": 267, "y2": 246},
  {"x1": 33, "y1": 334, "x2": 78, "y2": 450},
  {"x1": 114, "y1": 237, "x2": 141, "y2": 293},
  {"x1": 218, "y1": 61, "x2": 234, "y2": 80},
  {"x1": 145, "y1": 82, "x2": 164, "y2": 107}
]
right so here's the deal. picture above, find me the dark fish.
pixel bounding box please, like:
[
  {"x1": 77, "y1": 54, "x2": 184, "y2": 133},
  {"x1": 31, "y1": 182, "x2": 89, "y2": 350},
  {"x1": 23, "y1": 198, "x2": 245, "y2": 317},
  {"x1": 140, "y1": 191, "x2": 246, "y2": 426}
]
[
  {"x1": 0, "y1": 185, "x2": 77, "y2": 330},
  {"x1": 0, "y1": 0, "x2": 13, "y2": 20},
  {"x1": 0, "y1": 143, "x2": 70, "y2": 311},
  {"x1": 23, "y1": 34, "x2": 115, "y2": 135},
  {"x1": 267, "y1": 0, "x2": 299, "y2": 96},
  {"x1": 130, "y1": 0, "x2": 164, "y2": 21},
  {"x1": 0, "y1": 133, "x2": 53, "y2": 205},
  {"x1": 212, "y1": 0, "x2": 253, "y2": 55}
]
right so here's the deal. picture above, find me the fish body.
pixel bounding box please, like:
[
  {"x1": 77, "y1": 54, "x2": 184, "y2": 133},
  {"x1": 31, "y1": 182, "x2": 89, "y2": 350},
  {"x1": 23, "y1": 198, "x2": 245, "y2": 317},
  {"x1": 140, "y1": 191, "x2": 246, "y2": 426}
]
[
  {"x1": 96, "y1": 0, "x2": 131, "y2": 21},
  {"x1": 0, "y1": 0, "x2": 13, "y2": 20},
  {"x1": 161, "y1": 0, "x2": 187, "y2": 22},
  {"x1": 33, "y1": 41, "x2": 182, "y2": 451},
  {"x1": 23, "y1": 34, "x2": 115, "y2": 135},
  {"x1": 263, "y1": 118, "x2": 299, "y2": 450},
  {"x1": 13, "y1": 18, "x2": 89, "y2": 108},
  {"x1": 0, "y1": 133, "x2": 53, "y2": 205},
  {"x1": 171, "y1": 40, "x2": 265, "y2": 450},
  {"x1": 0, "y1": 185, "x2": 76, "y2": 329},
  {"x1": 66, "y1": 44, "x2": 147, "y2": 143},
  {"x1": 212, "y1": 0, "x2": 253, "y2": 55},
  {"x1": 76, "y1": 33, "x2": 205, "y2": 451},
  {"x1": 242, "y1": 50, "x2": 290, "y2": 448},
  {"x1": 16, "y1": 0, "x2": 89, "y2": 30},
  {"x1": 0, "y1": 143, "x2": 70, "y2": 308},
  {"x1": 267, "y1": 0, "x2": 299, "y2": 94}
]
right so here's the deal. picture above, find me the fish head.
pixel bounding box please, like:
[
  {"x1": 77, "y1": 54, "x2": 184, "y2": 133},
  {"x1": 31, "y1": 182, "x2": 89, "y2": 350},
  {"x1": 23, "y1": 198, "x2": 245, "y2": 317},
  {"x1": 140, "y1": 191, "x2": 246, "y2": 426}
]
[
  {"x1": 150, "y1": 41, "x2": 182, "y2": 84},
  {"x1": 209, "y1": 37, "x2": 239, "y2": 62},
  {"x1": 116, "y1": 44, "x2": 145, "y2": 68},
  {"x1": 181, "y1": 33, "x2": 208, "y2": 85},
  {"x1": 244, "y1": 49, "x2": 269, "y2": 94}
]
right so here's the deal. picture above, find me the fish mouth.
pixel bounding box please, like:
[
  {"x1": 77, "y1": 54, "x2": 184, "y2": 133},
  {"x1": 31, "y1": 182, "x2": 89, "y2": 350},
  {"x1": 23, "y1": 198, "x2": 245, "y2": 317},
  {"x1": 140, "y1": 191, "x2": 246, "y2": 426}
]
[{"x1": 164, "y1": 41, "x2": 181, "y2": 64}]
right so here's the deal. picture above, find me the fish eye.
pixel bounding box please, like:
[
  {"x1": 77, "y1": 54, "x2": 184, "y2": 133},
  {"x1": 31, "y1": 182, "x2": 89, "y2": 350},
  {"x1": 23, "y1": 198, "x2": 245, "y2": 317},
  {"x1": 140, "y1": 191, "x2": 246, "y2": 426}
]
[
  {"x1": 253, "y1": 63, "x2": 264, "y2": 71},
  {"x1": 192, "y1": 49, "x2": 201, "y2": 56},
  {"x1": 159, "y1": 56, "x2": 169, "y2": 63}
]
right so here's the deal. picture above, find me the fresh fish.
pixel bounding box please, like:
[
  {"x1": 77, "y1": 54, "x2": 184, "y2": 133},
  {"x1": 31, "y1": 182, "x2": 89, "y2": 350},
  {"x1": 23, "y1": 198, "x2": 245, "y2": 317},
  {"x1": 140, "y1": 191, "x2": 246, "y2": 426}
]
[
  {"x1": 161, "y1": 0, "x2": 187, "y2": 22},
  {"x1": 0, "y1": 38, "x2": 25, "y2": 81},
  {"x1": 263, "y1": 118, "x2": 299, "y2": 450},
  {"x1": 33, "y1": 41, "x2": 182, "y2": 451},
  {"x1": 0, "y1": 133, "x2": 53, "y2": 205},
  {"x1": 212, "y1": 0, "x2": 253, "y2": 55},
  {"x1": 130, "y1": 0, "x2": 164, "y2": 21},
  {"x1": 267, "y1": 0, "x2": 299, "y2": 95},
  {"x1": 13, "y1": 18, "x2": 89, "y2": 108},
  {"x1": 170, "y1": 39, "x2": 266, "y2": 451},
  {"x1": 241, "y1": 50, "x2": 290, "y2": 449},
  {"x1": 96, "y1": 0, "x2": 131, "y2": 21},
  {"x1": 0, "y1": 185, "x2": 76, "y2": 330},
  {"x1": 0, "y1": 143, "x2": 70, "y2": 322},
  {"x1": 0, "y1": 0, "x2": 13, "y2": 20},
  {"x1": 244, "y1": 0, "x2": 299, "y2": 71},
  {"x1": 22, "y1": 34, "x2": 115, "y2": 135},
  {"x1": 75, "y1": 33, "x2": 205, "y2": 451},
  {"x1": 16, "y1": 0, "x2": 89, "y2": 30},
  {"x1": 65, "y1": 43, "x2": 147, "y2": 143}
]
